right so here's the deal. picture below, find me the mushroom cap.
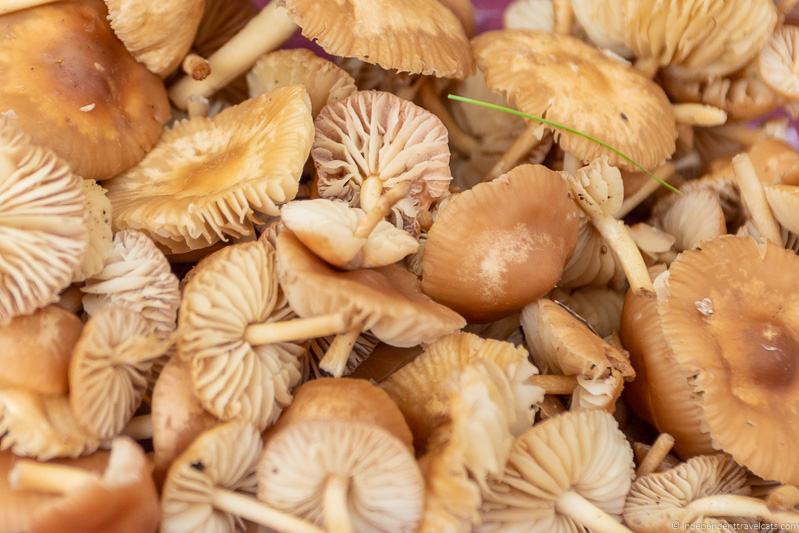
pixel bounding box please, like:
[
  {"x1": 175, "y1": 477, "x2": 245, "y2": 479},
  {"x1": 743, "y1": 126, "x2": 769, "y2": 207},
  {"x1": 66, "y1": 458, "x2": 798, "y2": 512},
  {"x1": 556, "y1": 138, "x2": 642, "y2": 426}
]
[
  {"x1": 276, "y1": 229, "x2": 465, "y2": 347},
  {"x1": 0, "y1": 388, "x2": 101, "y2": 460},
  {"x1": 177, "y1": 240, "x2": 304, "y2": 429},
  {"x1": 247, "y1": 49, "x2": 357, "y2": 117},
  {"x1": 559, "y1": 220, "x2": 624, "y2": 290},
  {"x1": 268, "y1": 378, "x2": 413, "y2": 449},
  {"x1": 747, "y1": 139, "x2": 799, "y2": 185},
  {"x1": 381, "y1": 331, "x2": 542, "y2": 451},
  {"x1": 0, "y1": 116, "x2": 87, "y2": 326},
  {"x1": 107, "y1": 86, "x2": 314, "y2": 253},
  {"x1": 502, "y1": 0, "x2": 555, "y2": 32},
  {"x1": 72, "y1": 179, "x2": 113, "y2": 283},
  {"x1": 765, "y1": 184, "x2": 799, "y2": 234},
  {"x1": 623, "y1": 454, "x2": 750, "y2": 532},
  {"x1": 280, "y1": 199, "x2": 419, "y2": 269},
  {"x1": 571, "y1": 0, "x2": 631, "y2": 57},
  {"x1": 550, "y1": 287, "x2": 625, "y2": 338},
  {"x1": 26, "y1": 437, "x2": 159, "y2": 533},
  {"x1": 438, "y1": 0, "x2": 475, "y2": 36},
  {"x1": 106, "y1": 0, "x2": 205, "y2": 76},
  {"x1": 658, "y1": 189, "x2": 727, "y2": 251},
  {"x1": 82, "y1": 230, "x2": 180, "y2": 334},
  {"x1": 421, "y1": 164, "x2": 580, "y2": 323},
  {"x1": 70, "y1": 307, "x2": 172, "y2": 440},
  {"x1": 313, "y1": 90, "x2": 452, "y2": 231},
  {"x1": 659, "y1": 236, "x2": 799, "y2": 483},
  {"x1": 161, "y1": 421, "x2": 262, "y2": 533},
  {"x1": 0, "y1": 305, "x2": 81, "y2": 396},
  {"x1": 479, "y1": 409, "x2": 633, "y2": 531},
  {"x1": 760, "y1": 25, "x2": 799, "y2": 100},
  {"x1": 472, "y1": 30, "x2": 676, "y2": 171},
  {"x1": 257, "y1": 419, "x2": 424, "y2": 533},
  {"x1": 0, "y1": 0, "x2": 170, "y2": 180},
  {"x1": 277, "y1": 0, "x2": 473, "y2": 79}
]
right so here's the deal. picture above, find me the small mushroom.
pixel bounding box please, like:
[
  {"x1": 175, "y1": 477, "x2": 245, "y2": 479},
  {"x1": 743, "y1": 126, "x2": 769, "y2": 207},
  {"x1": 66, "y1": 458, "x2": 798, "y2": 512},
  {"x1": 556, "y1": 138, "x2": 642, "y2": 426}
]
[
  {"x1": 655, "y1": 189, "x2": 727, "y2": 251},
  {"x1": 8, "y1": 437, "x2": 159, "y2": 533},
  {"x1": 760, "y1": 25, "x2": 799, "y2": 100}
]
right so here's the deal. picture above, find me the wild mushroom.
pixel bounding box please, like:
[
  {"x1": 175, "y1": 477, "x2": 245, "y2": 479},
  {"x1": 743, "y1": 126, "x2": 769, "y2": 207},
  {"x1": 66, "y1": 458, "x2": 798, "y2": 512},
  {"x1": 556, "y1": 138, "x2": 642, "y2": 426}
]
[
  {"x1": 550, "y1": 287, "x2": 625, "y2": 338},
  {"x1": 0, "y1": 116, "x2": 87, "y2": 326},
  {"x1": 161, "y1": 421, "x2": 323, "y2": 533},
  {"x1": 760, "y1": 25, "x2": 799, "y2": 100},
  {"x1": 732, "y1": 153, "x2": 783, "y2": 244},
  {"x1": 421, "y1": 164, "x2": 580, "y2": 322},
  {"x1": 479, "y1": 409, "x2": 634, "y2": 532},
  {"x1": 306, "y1": 331, "x2": 379, "y2": 378},
  {"x1": 0, "y1": 0, "x2": 170, "y2": 180},
  {"x1": 8, "y1": 437, "x2": 159, "y2": 533},
  {"x1": 765, "y1": 184, "x2": 799, "y2": 235},
  {"x1": 655, "y1": 189, "x2": 727, "y2": 251},
  {"x1": 571, "y1": 0, "x2": 631, "y2": 57},
  {"x1": 106, "y1": 86, "x2": 314, "y2": 253},
  {"x1": 72, "y1": 179, "x2": 112, "y2": 284},
  {"x1": 503, "y1": 0, "x2": 556, "y2": 32}
]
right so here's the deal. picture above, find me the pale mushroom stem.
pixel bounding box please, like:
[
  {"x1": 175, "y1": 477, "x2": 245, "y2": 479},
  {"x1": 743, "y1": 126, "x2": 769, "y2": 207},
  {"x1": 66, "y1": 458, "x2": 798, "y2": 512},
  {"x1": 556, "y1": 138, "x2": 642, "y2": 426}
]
[
  {"x1": 319, "y1": 328, "x2": 362, "y2": 378},
  {"x1": 353, "y1": 181, "x2": 413, "y2": 239},
  {"x1": 210, "y1": 488, "x2": 325, "y2": 533},
  {"x1": 418, "y1": 80, "x2": 480, "y2": 155},
  {"x1": 688, "y1": 494, "x2": 799, "y2": 526},
  {"x1": 323, "y1": 475, "x2": 353, "y2": 533},
  {"x1": 552, "y1": 0, "x2": 573, "y2": 35},
  {"x1": 169, "y1": 1, "x2": 299, "y2": 108},
  {"x1": 555, "y1": 491, "x2": 632, "y2": 533},
  {"x1": 245, "y1": 313, "x2": 351, "y2": 346},
  {"x1": 187, "y1": 96, "x2": 211, "y2": 119},
  {"x1": 0, "y1": 0, "x2": 58, "y2": 15},
  {"x1": 529, "y1": 374, "x2": 579, "y2": 395},
  {"x1": 617, "y1": 163, "x2": 676, "y2": 218},
  {"x1": 484, "y1": 122, "x2": 546, "y2": 181},
  {"x1": 9, "y1": 460, "x2": 98, "y2": 494},
  {"x1": 359, "y1": 176, "x2": 384, "y2": 214},
  {"x1": 732, "y1": 153, "x2": 783, "y2": 244},
  {"x1": 121, "y1": 414, "x2": 153, "y2": 441},
  {"x1": 635, "y1": 433, "x2": 675, "y2": 477},
  {"x1": 671, "y1": 103, "x2": 728, "y2": 127},
  {"x1": 182, "y1": 54, "x2": 211, "y2": 81}
]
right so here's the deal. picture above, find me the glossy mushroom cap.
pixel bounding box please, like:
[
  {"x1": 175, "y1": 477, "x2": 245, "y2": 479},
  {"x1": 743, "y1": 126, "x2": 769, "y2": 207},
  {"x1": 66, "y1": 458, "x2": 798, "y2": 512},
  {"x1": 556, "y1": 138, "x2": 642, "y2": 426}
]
[
  {"x1": 0, "y1": 0, "x2": 170, "y2": 180},
  {"x1": 422, "y1": 164, "x2": 580, "y2": 323},
  {"x1": 107, "y1": 86, "x2": 313, "y2": 253}
]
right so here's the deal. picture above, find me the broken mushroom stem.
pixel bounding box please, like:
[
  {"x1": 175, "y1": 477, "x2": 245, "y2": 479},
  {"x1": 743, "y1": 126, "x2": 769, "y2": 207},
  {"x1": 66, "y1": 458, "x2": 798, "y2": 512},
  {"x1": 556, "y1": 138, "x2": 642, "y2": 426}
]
[
  {"x1": 686, "y1": 494, "x2": 799, "y2": 526},
  {"x1": 244, "y1": 312, "x2": 355, "y2": 346},
  {"x1": 418, "y1": 80, "x2": 480, "y2": 155},
  {"x1": 0, "y1": 0, "x2": 58, "y2": 16},
  {"x1": 635, "y1": 433, "x2": 675, "y2": 477},
  {"x1": 182, "y1": 54, "x2": 211, "y2": 81},
  {"x1": 319, "y1": 328, "x2": 361, "y2": 377},
  {"x1": 732, "y1": 153, "x2": 783, "y2": 244},
  {"x1": 555, "y1": 491, "x2": 632, "y2": 533},
  {"x1": 323, "y1": 475, "x2": 353, "y2": 533},
  {"x1": 552, "y1": 0, "x2": 574, "y2": 35},
  {"x1": 484, "y1": 121, "x2": 547, "y2": 181},
  {"x1": 671, "y1": 103, "x2": 728, "y2": 127},
  {"x1": 209, "y1": 487, "x2": 325, "y2": 533},
  {"x1": 186, "y1": 96, "x2": 211, "y2": 119},
  {"x1": 121, "y1": 414, "x2": 153, "y2": 441},
  {"x1": 529, "y1": 374, "x2": 579, "y2": 395},
  {"x1": 9, "y1": 460, "x2": 98, "y2": 494},
  {"x1": 353, "y1": 180, "x2": 412, "y2": 239}
]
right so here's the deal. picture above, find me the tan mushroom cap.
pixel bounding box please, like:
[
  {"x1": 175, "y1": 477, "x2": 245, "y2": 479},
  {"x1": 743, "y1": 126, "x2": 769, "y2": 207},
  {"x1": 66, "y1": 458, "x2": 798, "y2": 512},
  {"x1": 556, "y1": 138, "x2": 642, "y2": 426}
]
[
  {"x1": 247, "y1": 49, "x2": 356, "y2": 117},
  {"x1": 278, "y1": 0, "x2": 473, "y2": 79},
  {"x1": 760, "y1": 25, "x2": 799, "y2": 100},
  {"x1": 276, "y1": 229, "x2": 465, "y2": 348},
  {"x1": 258, "y1": 418, "x2": 425, "y2": 533},
  {"x1": 748, "y1": 138, "x2": 799, "y2": 185},
  {"x1": 472, "y1": 30, "x2": 676, "y2": 171},
  {"x1": 0, "y1": 116, "x2": 87, "y2": 326},
  {"x1": 177, "y1": 240, "x2": 304, "y2": 429},
  {"x1": 106, "y1": 0, "x2": 205, "y2": 76},
  {"x1": 107, "y1": 86, "x2": 314, "y2": 253},
  {"x1": 0, "y1": 0, "x2": 170, "y2": 180},
  {"x1": 0, "y1": 305, "x2": 81, "y2": 396},
  {"x1": 422, "y1": 164, "x2": 580, "y2": 323},
  {"x1": 72, "y1": 179, "x2": 112, "y2": 283},
  {"x1": 82, "y1": 230, "x2": 180, "y2": 334},
  {"x1": 313, "y1": 90, "x2": 452, "y2": 232}
]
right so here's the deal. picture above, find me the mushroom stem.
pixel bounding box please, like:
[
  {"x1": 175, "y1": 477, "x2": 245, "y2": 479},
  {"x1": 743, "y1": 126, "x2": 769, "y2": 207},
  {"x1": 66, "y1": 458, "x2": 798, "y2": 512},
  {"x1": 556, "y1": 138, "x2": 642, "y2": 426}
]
[
  {"x1": 671, "y1": 103, "x2": 727, "y2": 127},
  {"x1": 732, "y1": 153, "x2": 783, "y2": 244},
  {"x1": 323, "y1": 475, "x2": 353, "y2": 533},
  {"x1": 359, "y1": 176, "x2": 384, "y2": 214},
  {"x1": 121, "y1": 414, "x2": 153, "y2": 441},
  {"x1": 353, "y1": 181, "x2": 413, "y2": 239},
  {"x1": 635, "y1": 433, "x2": 675, "y2": 477},
  {"x1": 687, "y1": 494, "x2": 799, "y2": 526},
  {"x1": 9, "y1": 460, "x2": 98, "y2": 494},
  {"x1": 552, "y1": 0, "x2": 573, "y2": 35},
  {"x1": 245, "y1": 313, "x2": 352, "y2": 346},
  {"x1": 538, "y1": 395, "x2": 567, "y2": 419},
  {"x1": 0, "y1": 0, "x2": 58, "y2": 15},
  {"x1": 617, "y1": 163, "x2": 676, "y2": 218},
  {"x1": 555, "y1": 490, "x2": 632, "y2": 533},
  {"x1": 187, "y1": 96, "x2": 211, "y2": 119},
  {"x1": 485, "y1": 122, "x2": 546, "y2": 181},
  {"x1": 211, "y1": 488, "x2": 325, "y2": 533},
  {"x1": 418, "y1": 80, "x2": 480, "y2": 155},
  {"x1": 169, "y1": 1, "x2": 298, "y2": 108},
  {"x1": 633, "y1": 56, "x2": 659, "y2": 78},
  {"x1": 182, "y1": 54, "x2": 211, "y2": 81},
  {"x1": 529, "y1": 374, "x2": 579, "y2": 395},
  {"x1": 767, "y1": 485, "x2": 799, "y2": 512},
  {"x1": 319, "y1": 328, "x2": 362, "y2": 377}
]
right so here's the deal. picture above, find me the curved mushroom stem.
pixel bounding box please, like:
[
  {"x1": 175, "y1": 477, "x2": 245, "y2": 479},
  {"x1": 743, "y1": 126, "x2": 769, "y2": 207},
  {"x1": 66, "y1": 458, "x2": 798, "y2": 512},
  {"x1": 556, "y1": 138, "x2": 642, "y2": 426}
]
[
  {"x1": 186, "y1": 96, "x2": 211, "y2": 119},
  {"x1": 671, "y1": 103, "x2": 727, "y2": 127},
  {"x1": 121, "y1": 414, "x2": 153, "y2": 441},
  {"x1": 552, "y1": 0, "x2": 573, "y2": 35},
  {"x1": 353, "y1": 181, "x2": 412, "y2": 239},
  {"x1": 633, "y1": 56, "x2": 659, "y2": 78},
  {"x1": 688, "y1": 494, "x2": 799, "y2": 526},
  {"x1": 323, "y1": 475, "x2": 353, "y2": 533},
  {"x1": 635, "y1": 433, "x2": 675, "y2": 477},
  {"x1": 529, "y1": 374, "x2": 579, "y2": 395},
  {"x1": 418, "y1": 80, "x2": 480, "y2": 155},
  {"x1": 169, "y1": 1, "x2": 298, "y2": 108},
  {"x1": 732, "y1": 153, "x2": 783, "y2": 244},
  {"x1": 9, "y1": 460, "x2": 98, "y2": 494},
  {"x1": 245, "y1": 313, "x2": 352, "y2": 346},
  {"x1": 556, "y1": 491, "x2": 632, "y2": 533},
  {"x1": 0, "y1": 0, "x2": 58, "y2": 15},
  {"x1": 319, "y1": 328, "x2": 362, "y2": 378},
  {"x1": 182, "y1": 54, "x2": 211, "y2": 81},
  {"x1": 485, "y1": 122, "x2": 546, "y2": 181},
  {"x1": 211, "y1": 488, "x2": 325, "y2": 533}
]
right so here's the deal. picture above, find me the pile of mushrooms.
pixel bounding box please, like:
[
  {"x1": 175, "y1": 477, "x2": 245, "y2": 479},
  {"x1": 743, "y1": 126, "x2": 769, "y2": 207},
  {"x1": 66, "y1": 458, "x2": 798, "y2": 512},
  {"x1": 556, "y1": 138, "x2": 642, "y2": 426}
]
[{"x1": 3, "y1": 0, "x2": 799, "y2": 531}]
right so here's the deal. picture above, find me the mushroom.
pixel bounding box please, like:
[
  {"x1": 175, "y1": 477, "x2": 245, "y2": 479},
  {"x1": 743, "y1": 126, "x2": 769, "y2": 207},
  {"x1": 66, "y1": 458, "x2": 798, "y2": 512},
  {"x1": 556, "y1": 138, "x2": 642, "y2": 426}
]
[
  {"x1": 732, "y1": 153, "x2": 783, "y2": 244},
  {"x1": 72, "y1": 179, "x2": 112, "y2": 284},
  {"x1": 438, "y1": 0, "x2": 476, "y2": 36},
  {"x1": 276, "y1": 229, "x2": 465, "y2": 377},
  {"x1": 177, "y1": 239, "x2": 305, "y2": 430},
  {"x1": 550, "y1": 287, "x2": 625, "y2": 338},
  {"x1": 655, "y1": 189, "x2": 727, "y2": 251},
  {"x1": 0, "y1": 116, "x2": 87, "y2": 326},
  {"x1": 0, "y1": 0, "x2": 170, "y2": 180},
  {"x1": 69, "y1": 307, "x2": 173, "y2": 440},
  {"x1": 313, "y1": 90, "x2": 453, "y2": 233},
  {"x1": 306, "y1": 331, "x2": 379, "y2": 378},
  {"x1": 0, "y1": 305, "x2": 81, "y2": 396},
  {"x1": 247, "y1": 49, "x2": 356, "y2": 117},
  {"x1": 635, "y1": 433, "x2": 677, "y2": 477},
  {"x1": 657, "y1": 235, "x2": 799, "y2": 484},
  {"x1": 760, "y1": 25, "x2": 799, "y2": 100},
  {"x1": 82, "y1": 230, "x2": 180, "y2": 335},
  {"x1": 624, "y1": 454, "x2": 799, "y2": 530},
  {"x1": 571, "y1": 0, "x2": 631, "y2": 57},
  {"x1": 503, "y1": 0, "x2": 556, "y2": 32},
  {"x1": 479, "y1": 409, "x2": 634, "y2": 532},
  {"x1": 106, "y1": 86, "x2": 314, "y2": 253},
  {"x1": 764, "y1": 184, "x2": 799, "y2": 235},
  {"x1": 161, "y1": 421, "x2": 323, "y2": 533},
  {"x1": 421, "y1": 164, "x2": 580, "y2": 323},
  {"x1": 8, "y1": 437, "x2": 159, "y2": 533}
]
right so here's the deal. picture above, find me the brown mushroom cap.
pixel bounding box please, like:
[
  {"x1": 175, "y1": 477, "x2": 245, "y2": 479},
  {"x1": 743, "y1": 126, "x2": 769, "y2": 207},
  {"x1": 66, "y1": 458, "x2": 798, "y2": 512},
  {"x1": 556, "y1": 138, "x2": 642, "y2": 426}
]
[
  {"x1": 421, "y1": 164, "x2": 580, "y2": 323},
  {"x1": 0, "y1": 116, "x2": 87, "y2": 326},
  {"x1": 0, "y1": 0, "x2": 170, "y2": 180},
  {"x1": 472, "y1": 30, "x2": 676, "y2": 171},
  {"x1": 0, "y1": 305, "x2": 81, "y2": 396},
  {"x1": 277, "y1": 0, "x2": 473, "y2": 79},
  {"x1": 658, "y1": 236, "x2": 799, "y2": 483}
]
